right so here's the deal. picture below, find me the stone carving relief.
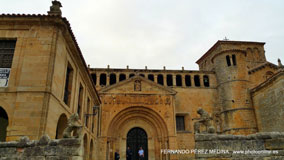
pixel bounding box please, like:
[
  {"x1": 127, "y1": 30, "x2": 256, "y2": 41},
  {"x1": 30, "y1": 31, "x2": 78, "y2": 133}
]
[
  {"x1": 101, "y1": 95, "x2": 172, "y2": 106},
  {"x1": 134, "y1": 80, "x2": 141, "y2": 91}
]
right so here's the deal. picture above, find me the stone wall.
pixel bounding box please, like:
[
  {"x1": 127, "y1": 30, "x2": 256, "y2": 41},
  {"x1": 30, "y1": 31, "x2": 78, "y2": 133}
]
[
  {"x1": 252, "y1": 70, "x2": 284, "y2": 132},
  {"x1": 195, "y1": 132, "x2": 284, "y2": 159},
  {"x1": 0, "y1": 135, "x2": 83, "y2": 160}
]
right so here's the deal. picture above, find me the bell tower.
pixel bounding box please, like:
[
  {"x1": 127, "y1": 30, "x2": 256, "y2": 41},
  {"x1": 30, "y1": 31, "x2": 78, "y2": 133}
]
[{"x1": 196, "y1": 40, "x2": 266, "y2": 135}]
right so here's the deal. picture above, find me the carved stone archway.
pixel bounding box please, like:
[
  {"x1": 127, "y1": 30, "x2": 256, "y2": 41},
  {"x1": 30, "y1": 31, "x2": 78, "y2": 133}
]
[{"x1": 107, "y1": 106, "x2": 169, "y2": 160}]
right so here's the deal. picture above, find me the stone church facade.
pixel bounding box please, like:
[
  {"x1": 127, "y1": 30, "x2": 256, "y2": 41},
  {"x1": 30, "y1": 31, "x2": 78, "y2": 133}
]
[{"x1": 0, "y1": 1, "x2": 283, "y2": 160}]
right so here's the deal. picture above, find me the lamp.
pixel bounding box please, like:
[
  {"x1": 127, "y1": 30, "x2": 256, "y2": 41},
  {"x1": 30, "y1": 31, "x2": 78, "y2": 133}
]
[{"x1": 84, "y1": 105, "x2": 100, "y2": 117}]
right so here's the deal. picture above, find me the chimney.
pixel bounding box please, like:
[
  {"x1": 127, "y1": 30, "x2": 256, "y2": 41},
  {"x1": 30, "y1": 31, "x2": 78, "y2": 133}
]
[{"x1": 48, "y1": 0, "x2": 62, "y2": 16}]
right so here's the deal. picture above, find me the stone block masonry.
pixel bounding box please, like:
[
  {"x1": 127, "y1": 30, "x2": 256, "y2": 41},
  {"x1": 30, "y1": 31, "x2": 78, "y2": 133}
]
[
  {"x1": 0, "y1": 135, "x2": 83, "y2": 160},
  {"x1": 195, "y1": 132, "x2": 284, "y2": 159}
]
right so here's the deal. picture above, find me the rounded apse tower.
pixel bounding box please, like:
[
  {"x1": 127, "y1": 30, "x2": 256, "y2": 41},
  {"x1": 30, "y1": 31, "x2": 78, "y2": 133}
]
[{"x1": 212, "y1": 48, "x2": 257, "y2": 135}]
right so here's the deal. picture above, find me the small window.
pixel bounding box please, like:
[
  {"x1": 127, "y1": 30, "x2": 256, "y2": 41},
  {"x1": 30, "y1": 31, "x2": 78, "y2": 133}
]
[
  {"x1": 119, "y1": 74, "x2": 126, "y2": 81},
  {"x1": 99, "y1": 73, "x2": 106, "y2": 86},
  {"x1": 194, "y1": 75, "x2": 200, "y2": 87},
  {"x1": 91, "y1": 74, "x2": 96, "y2": 85},
  {"x1": 167, "y1": 74, "x2": 173, "y2": 86},
  {"x1": 203, "y1": 75, "x2": 210, "y2": 87},
  {"x1": 148, "y1": 74, "x2": 154, "y2": 81},
  {"x1": 176, "y1": 75, "x2": 182, "y2": 86},
  {"x1": 185, "y1": 75, "x2": 191, "y2": 87},
  {"x1": 157, "y1": 74, "x2": 164, "y2": 85},
  {"x1": 110, "y1": 73, "x2": 116, "y2": 85},
  {"x1": 232, "y1": 54, "x2": 237, "y2": 66},
  {"x1": 63, "y1": 63, "x2": 74, "y2": 106},
  {"x1": 226, "y1": 55, "x2": 231, "y2": 66},
  {"x1": 176, "y1": 116, "x2": 185, "y2": 131},
  {"x1": 129, "y1": 73, "x2": 135, "y2": 78},
  {"x1": 139, "y1": 74, "x2": 145, "y2": 77}
]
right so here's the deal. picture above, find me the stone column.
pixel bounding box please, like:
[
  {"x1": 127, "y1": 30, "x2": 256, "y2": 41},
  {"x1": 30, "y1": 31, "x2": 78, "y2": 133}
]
[
  {"x1": 106, "y1": 74, "x2": 110, "y2": 86},
  {"x1": 200, "y1": 75, "x2": 204, "y2": 87},
  {"x1": 182, "y1": 75, "x2": 185, "y2": 87},
  {"x1": 190, "y1": 75, "x2": 194, "y2": 87},
  {"x1": 116, "y1": 73, "x2": 119, "y2": 83},
  {"x1": 154, "y1": 75, "x2": 158, "y2": 83},
  {"x1": 96, "y1": 74, "x2": 100, "y2": 86},
  {"x1": 163, "y1": 74, "x2": 167, "y2": 86},
  {"x1": 173, "y1": 75, "x2": 176, "y2": 86}
]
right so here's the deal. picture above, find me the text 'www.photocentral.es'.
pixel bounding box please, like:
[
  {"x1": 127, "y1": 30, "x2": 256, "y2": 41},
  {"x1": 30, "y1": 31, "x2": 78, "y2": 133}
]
[{"x1": 161, "y1": 149, "x2": 279, "y2": 155}]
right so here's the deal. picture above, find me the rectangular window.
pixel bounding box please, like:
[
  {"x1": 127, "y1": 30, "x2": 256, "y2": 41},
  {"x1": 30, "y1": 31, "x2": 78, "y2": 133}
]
[
  {"x1": 77, "y1": 84, "x2": 84, "y2": 119},
  {"x1": 0, "y1": 40, "x2": 16, "y2": 87},
  {"x1": 0, "y1": 40, "x2": 16, "y2": 68},
  {"x1": 85, "y1": 98, "x2": 90, "y2": 127},
  {"x1": 176, "y1": 116, "x2": 185, "y2": 131},
  {"x1": 63, "y1": 63, "x2": 74, "y2": 106}
]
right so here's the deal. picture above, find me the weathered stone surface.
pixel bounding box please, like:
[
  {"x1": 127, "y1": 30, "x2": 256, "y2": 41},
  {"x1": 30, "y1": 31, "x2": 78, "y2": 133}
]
[
  {"x1": 0, "y1": 137, "x2": 83, "y2": 160},
  {"x1": 38, "y1": 134, "x2": 50, "y2": 146},
  {"x1": 265, "y1": 138, "x2": 284, "y2": 150},
  {"x1": 195, "y1": 133, "x2": 284, "y2": 160}
]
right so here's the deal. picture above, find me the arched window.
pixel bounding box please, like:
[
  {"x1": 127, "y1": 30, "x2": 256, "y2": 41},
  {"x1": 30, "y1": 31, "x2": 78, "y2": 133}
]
[
  {"x1": 110, "y1": 73, "x2": 116, "y2": 85},
  {"x1": 203, "y1": 75, "x2": 210, "y2": 87},
  {"x1": 167, "y1": 74, "x2": 173, "y2": 86},
  {"x1": 226, "y1": 55, "x2": 231, "y2": 66},
  {"x1": 119, "y1": 74, "x2": 126, "y2": 81},
  {"x1": 148, "y1": 74, "x2": 154, "y2": 81},
  {"x1": 83, "y1": 134, "x2": 88, "y2": 160},
  {"x1": 176, "y1": 75, "x2": 182, "y2": 86},
  {"x1": 91, "y1": 74, "x2": 96, "y2": 85},
  {"x1": 185, "y1": 75, "x2": 191, "y2": 87},
  {"x1": 99, "y1": 73, "x2": 106, "y2": 86},
  {"x1": 55, "y1": 114, "x2": 67, "y2": 139},
  {"x1": 265, "y1": 71, "x2": 274, "y2": 80},
  {"x1": 157, "y1": 74, "x2": 164, "y2": 85},
  {"x1": 194, "y1": 75, "x2": 200, "y2": 87},
  {"x1": 129, "y1": 73, "x2": 135, "y2": 78},
  {"x1": 0, "y1": 107, "x2": 8, "y2": 142},
  {"x1": 232, "y1": 54, "x2": 237, "y2": 66}
]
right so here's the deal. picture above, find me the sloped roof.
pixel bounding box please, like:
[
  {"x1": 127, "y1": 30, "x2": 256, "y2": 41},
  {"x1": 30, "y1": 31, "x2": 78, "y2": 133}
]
[
  {"x1": 251, "y1": 69, "x2": 284, "y2": 93},
  {"x1": 248, "y1": 62, "x2": 279, "y2": 74}
]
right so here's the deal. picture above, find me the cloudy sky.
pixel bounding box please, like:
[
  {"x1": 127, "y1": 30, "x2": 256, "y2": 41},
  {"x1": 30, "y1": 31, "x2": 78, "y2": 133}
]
[{"x1": 1, "y1": 0, "x2": 284, "y2": 70}]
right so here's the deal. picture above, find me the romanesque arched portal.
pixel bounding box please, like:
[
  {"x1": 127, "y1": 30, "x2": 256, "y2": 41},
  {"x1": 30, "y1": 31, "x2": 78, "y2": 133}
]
[{"x1": 107, "y1": 106, "x2": 170, "y2": 160}]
